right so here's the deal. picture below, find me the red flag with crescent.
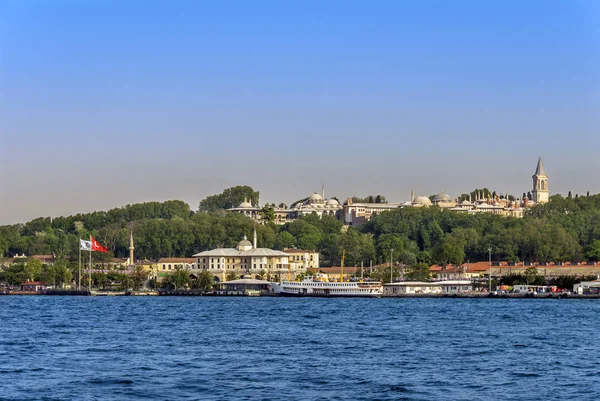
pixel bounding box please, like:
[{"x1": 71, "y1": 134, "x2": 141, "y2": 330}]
[{"x1": 90, "y1": 236, "x2": 109, "y2": 253}]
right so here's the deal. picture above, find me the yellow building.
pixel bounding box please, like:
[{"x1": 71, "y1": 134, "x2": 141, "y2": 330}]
[{"x1": 283, "y1": 249, "x2": 320, "y2": 270}]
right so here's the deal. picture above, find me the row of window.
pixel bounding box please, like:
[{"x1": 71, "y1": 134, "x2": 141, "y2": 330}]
[{"x1": 202, "y1": 264, "x2": 296, "y2": 270}]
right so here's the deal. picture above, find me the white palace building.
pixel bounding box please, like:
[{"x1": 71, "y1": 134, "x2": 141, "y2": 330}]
[
  {"x1": 192, "y1": 229, "x2": 316, "y2": 282},
  {"x1": 228, "y1": 188, "x2": 342, "y2": 225}
]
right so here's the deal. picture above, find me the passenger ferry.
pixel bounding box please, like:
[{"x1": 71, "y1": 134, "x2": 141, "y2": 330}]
[{"x1": 270, "y1": 273, "x2": 382, "y2": 298}]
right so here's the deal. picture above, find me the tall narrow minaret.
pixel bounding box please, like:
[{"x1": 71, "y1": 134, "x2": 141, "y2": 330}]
[
  {"x1": 129, "y1": 231, "x2": 135, "y2": 265},
  {"x1": 411, "y1": 189, "x2": 414, "y2": 203},
  {"x1": 532, "y1": 156, "x2": 549, "y2": 204},
  {"x1": 322, "y1": 182, "x2": 325, "y2": 200},
  {"x1": 253, "y1": 227, "x2": 257, "y2": 249}
]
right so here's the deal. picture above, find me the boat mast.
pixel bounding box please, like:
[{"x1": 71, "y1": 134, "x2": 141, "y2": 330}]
[{"x1": 340, "y1": 250, "x2": 345, "y2": 283}]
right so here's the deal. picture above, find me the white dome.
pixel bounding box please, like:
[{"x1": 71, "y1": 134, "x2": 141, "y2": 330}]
[
  {"x1": 413, "y1": 196, "x2": 432, "y2": 206},
  {"x1": 434, "y1": 192, "x2": 452, "y2": 202},
  {"x1": 237, "y1": 235, "x2": 253, "y2": 250},
  {"x1": 238, "y1": 200, "x2": 252, "y2": 208},
  {"x1": 309, "y1": 193, "x2": 323, "y2": 201},
  {"x1": 327, "y1": 198, "x2": 340, "y2": 206}
]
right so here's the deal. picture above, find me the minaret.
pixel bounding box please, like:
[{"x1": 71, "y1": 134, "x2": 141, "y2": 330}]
[
  {"x1": 411, "y1": 189, "x2": 414, "y2": 203},
  {"x1": 129, "y1": 231, "x2": 135, "y2": 265},
  {"x1": 253, "y1": 227, "x2": 257, "y2": 249},
  {"x1": 322, "y1": 183, "x2": 325, "y2": 200},
  {"x1": 532, "y1": 156, "x2": 549, "y2": 204}
]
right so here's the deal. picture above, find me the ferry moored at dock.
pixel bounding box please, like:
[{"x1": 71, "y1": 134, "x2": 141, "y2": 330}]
[{"x1": 270, "y1": 273, "x2": 382, "y2": 297}]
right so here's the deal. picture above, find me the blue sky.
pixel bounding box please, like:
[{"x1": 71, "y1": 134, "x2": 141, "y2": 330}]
[{"x1": 1, "y1": 0, "x2": 599, "y2": 224}]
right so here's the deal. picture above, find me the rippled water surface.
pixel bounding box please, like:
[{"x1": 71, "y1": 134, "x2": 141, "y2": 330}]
[{"x1": 1, "y1": 296, "x2": 599, "y2": 400}]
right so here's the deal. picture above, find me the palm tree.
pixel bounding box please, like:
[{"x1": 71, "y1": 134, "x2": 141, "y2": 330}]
[{"x1": 130, "y1": 265, "x2": 147, "y2": 290}]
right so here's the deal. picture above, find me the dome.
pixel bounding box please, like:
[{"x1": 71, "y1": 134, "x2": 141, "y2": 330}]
[
  {"x1": 327, "y1": 198, "x2": 340, "y2": 206},
  {"x1": 433, "y1": 192, "x2": 452, "y2": 202},
  {"x1": 461, "y1": 200, "x2": 471, "y2": 206},
  {"x1": 413, "y1": 196, "x2": 432, "y2": 206},
  {"x1": 238, "y1": 198, "x2": 252, "y2": 208},
  {"x1": 309, "y1": 193, "x2": 323, "y2": 201},
  {"x1": 237, "y1": 235, "x2": 253, "y2": 250}
]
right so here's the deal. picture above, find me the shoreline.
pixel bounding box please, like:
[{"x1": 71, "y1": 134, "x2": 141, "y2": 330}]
[{"x1": 1, "y1": 291, "x2": 599, "y2": 299}]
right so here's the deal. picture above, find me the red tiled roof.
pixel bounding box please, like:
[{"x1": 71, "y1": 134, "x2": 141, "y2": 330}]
[{"x1": 430, "y1": 261, "x2": 600, "y2": 273}]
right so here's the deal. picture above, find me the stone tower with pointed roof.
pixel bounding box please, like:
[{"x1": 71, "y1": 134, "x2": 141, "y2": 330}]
[{"x1": 532, "y1": 157, "x2": 549, "y2": 204}]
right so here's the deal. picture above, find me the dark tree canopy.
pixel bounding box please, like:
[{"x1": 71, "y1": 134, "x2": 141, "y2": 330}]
[{"x1": 198, "y1": 186, "x2": 259, "y2": 212}]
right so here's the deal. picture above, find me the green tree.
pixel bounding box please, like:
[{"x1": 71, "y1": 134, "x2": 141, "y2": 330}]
[
  {"x1": 199, "y1": 186, "x2": 260, "y2": 212},
  {"x1": 433, "y1": 234, "x2": 466, "y2": 266},
  {"x1": 170, "y1": 267, "x2": 191, "y2": 290},
  {"x1": 274, "y1": 231, "x2": 295, "y2": 250},
  {"x1": 405, "y1": 262, "x2": 431, "y2": 281},
  {"x1": 524, "y1": 266, "x2": 539, "y2": 285},
  {"x1": 93, "y1": 273, "x2": 110, "y2": 290},
  {"x1": 130, "y1": 265, "x2": 147, "y2": 290},
  {"x1": 20, "y1": 259, "x2": 43, "y2": 282},
  {"x1": 48, "y1": 259, "x2": 72, "y2": 288},
  {"x1": 192, "y1": 270, "x2": 215, "y2": 292},
  {"x1": 259, "y1": 205, "x2": 275, "y2": 222},
  {"x1": 585, "y1": 240, "x2": 600, "y2": 261}
]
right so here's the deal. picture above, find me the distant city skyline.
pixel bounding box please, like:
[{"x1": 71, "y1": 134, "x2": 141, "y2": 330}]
[{"x1": 1, "y1": 1, "x2": 599, "y2": 225}]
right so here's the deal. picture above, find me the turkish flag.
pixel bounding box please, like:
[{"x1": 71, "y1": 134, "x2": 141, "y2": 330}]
[{"x1": 90, "y1": 237, "x2": 110, "y2": 253}]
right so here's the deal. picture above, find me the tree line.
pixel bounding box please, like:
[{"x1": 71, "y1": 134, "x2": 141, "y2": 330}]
[{"x1": 2, "y1": 187, "x2": 600, "y2": 277}]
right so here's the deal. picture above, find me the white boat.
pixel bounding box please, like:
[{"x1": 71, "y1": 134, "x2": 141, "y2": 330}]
[{"x1": 270, "y1": 273, "x2": 382, "y2": 298}]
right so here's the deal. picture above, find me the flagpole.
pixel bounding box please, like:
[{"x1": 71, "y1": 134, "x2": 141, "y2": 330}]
[
  {"x1": 89, "y1": 235, "x2": 92, "y2": 293},
  {"x1": 78, "y1": 238, "x2": 81, "y2": 290}
]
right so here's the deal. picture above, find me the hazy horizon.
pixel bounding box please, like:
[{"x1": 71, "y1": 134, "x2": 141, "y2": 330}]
[{"x1": 1, "y1": 1, "x2": 599, "y2": 225}]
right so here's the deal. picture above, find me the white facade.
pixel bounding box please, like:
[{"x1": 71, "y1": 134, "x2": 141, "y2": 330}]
[
  {"x1": 228, "y1": 191, "x2": 342, "y2": 224},
  {"x1": 192, "y1": 233, "x2": 302, "y2": 281}
]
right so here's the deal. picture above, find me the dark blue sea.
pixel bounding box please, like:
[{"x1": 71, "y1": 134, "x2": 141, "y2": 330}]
[{"x1": 1, "y1": 297, "x2": 599, "y2": 400}]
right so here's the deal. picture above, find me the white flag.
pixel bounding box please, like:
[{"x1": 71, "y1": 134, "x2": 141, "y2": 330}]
[{"x1": 79, "y1": 239, "x2": 91, "y2": 251}]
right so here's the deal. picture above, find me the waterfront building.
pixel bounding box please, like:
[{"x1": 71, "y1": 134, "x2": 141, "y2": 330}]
[
  {"x1": 157, "y1": 258, "x2": 197, "y2": 273},
  {"x1": 431, "y1": 260, "x2": 600, "y2": 280},
  {"x1": 283, "y1": 248, "x2": 320, "y2": 270},
  {"x1": 20, "y1": 281, "x2": 48, "y2": 292},
  {"x1": 573, "y1": 280, "x2": 600, "y2": 295},
  {"x1": 216, "y1": 276, "x2": 271, "y2": 295},
  {"x1": 192, "y1": 229, "x2": 299, "y2": 281}
]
